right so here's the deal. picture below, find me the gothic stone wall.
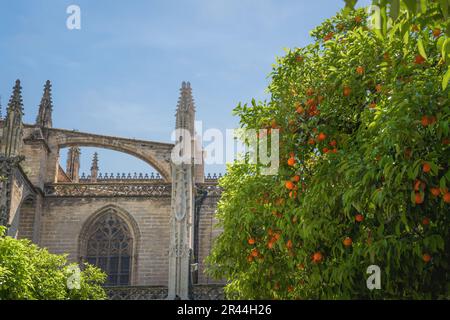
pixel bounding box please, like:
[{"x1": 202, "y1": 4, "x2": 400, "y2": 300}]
[
  {"x1": 197, "y1": 195, "x2": 224, "y2": 284},
  {"x1": 39, "y1": 196, "x2": 171, "y2": 286}
]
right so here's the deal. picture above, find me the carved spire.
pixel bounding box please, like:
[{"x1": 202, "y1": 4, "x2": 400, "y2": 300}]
[
  {"x1": 66, "y1": 146, "x2": 81, "y2": 182},
  {"x1": 175, "y1": 81, "x2": 195, "y2": 134},
  {"x1": 1, "y1": 80, "x2": 24, "y2": 157},
  {"x1": 36, "y1": 80, "x2": 53, "y2": 128},
  {"x1": 90, "y1": 152, "x2": 99, "y2": 182}
]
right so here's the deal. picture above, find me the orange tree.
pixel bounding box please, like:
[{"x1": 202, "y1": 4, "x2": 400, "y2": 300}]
[{"x1": 206, "y1": 5, "x2": 450, "y2": 299}]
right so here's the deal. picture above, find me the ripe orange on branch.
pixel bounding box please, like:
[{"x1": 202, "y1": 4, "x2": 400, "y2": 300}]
[
  {"x1": 414, "y1": 54, "x2": 426, "y2": 65},
  {"x1": 312, "y1": 252, "x2": 323, "y2": 263},
  {"x1": 432, "y1": 28, "x2": 441, "y2": 38},
  {"x1": 343, "y1": 86, "x2": 352, "y2": 97},
  {"x1": 355, "y1": 214, "x2": 364, "y2": 222},
  {"x1": 415, "y1": 193, "x2": 424, "y2": 204},
  {"x1": 343, "y1": 237, "x2": 353, "y2": 247},
  {"x1": 444, "y1": 192, "x2": 450, "y2": 203},
  {"x1": 431, "y1": 187, "x2": 441, "y2": 197},
  {"x1": 356, "y1": 66, "x2": 364, "y2": 75},
  {"x1": 287, "y1": 157, "x2": 296, "y2": 166},
  {"x1": 422, "y1": 163, "x2": 431, "y2": 173},
  {"x1": 285, "y1": 181, "x2": 295, "y2": 190},
  {"x1": 317, "y1": 132, "x2": 327, "y2": 141}
]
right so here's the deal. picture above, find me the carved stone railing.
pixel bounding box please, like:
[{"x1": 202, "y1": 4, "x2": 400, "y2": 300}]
[
  {"x1": 79, "y1": 172, "x2": 163, "y2": 183},
  {"x1": 192, "y1": 284, "x2": 225, "y2": 300},
  {"x1": 106, "y1": 286, "x2": 168, "y2": 300},
  {"x1": 44, "y1": 182, "x2": 172, "y2": 197},
  {"x1": 204, "y1": 173, "x2": 223, "y2": 182},
  {"x1": 105, "y1": 285, "x2": 225, "y2": 300},
  {"x1": 196, "y1": 183, "x2": 223, "y2": 197}
]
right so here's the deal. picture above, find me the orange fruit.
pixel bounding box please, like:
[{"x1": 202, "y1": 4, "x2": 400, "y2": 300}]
[
  {"x1": 356, "y1": 66, "x2": 364, "y2": 75},
  {"x1": 248, "y1": 238, "x2": 256, "y2": 245},
  {"x1": 285, "y1": 181, "x2": 295, "y2": 190},
  {"x1": 329, "y1": 140, "x2": 337, "y2": 147},
  {"x1": 308, "y1": 138, "x2": 316, "y2": 145},
  {"x1": 343, "y1": 86, "x2": 352, "y2": 97},
  {"x1": 415, "y1": 193, "x2": 424, "y2": 204},
  {"x1": 292, "y1": 175, "x2": 301, "y2": 182},
  {"x1": 443, "y1": 138, "x2": 450, "y2": 145},
  {"x1": 324, "y1": 32, "x2": 334, "y2": 41},
  {"x1": 355, "y1": 214, "x2": 364, "y2": 222},
  {"x1": 296, "y1": 106, "x2": 305, "y2": 114},
  {"x1": 422, "y1": 163, "x2": 431, "y2": 173},
  {"x1": 306, "y1": 88, "x2": 315, "y2": 96},
  {"x1": 431, "y1": 187, "x2": 441, "y2": 197},
  {"x1": 247, "y1": 255, "x2": 254, "y2": 263},
  {"x1": 422, "y1": 217, "x2": 430, "y2": 226},
  {"x1": 289, "y1": 191, "x2": 297, "y2": 199},
  {"x1": 444, "y1": 192, "x2": 450, "y2": 203},
  {"x1": 318, "y1": 132, "x2": 327, "y2": 141},
  {"x1": 369, "y1": 102, "x2": 377, "y2": 109},
  {"x1": 322, "y1": 147, "x2": 329, "y2": 154},
  {"x1": 287, "y1": 157, "x2": 296, "y2": 166},
  {"x1": 416, "y1": 180, "x2": 427, "y2": 191},
  {"x1": 251, "y1": 248, "x2": 259, "y2": 257},
  {"x1": 422, "y1": 253, "x2": 431, "y2": 263},
  {"x1": 432, "y1": 28, "x2": 441, "y2": 38},
  {"x1": 375, "y1": 84, "x2": 382, "y2": 93},
  {"x1": 286, "y1": 240, "x2": 293, "y2": 249},
  {"x1": 312, "y1": 252, "x2": 323, "y2": 263},
  {"x1": 343, "y1": 237, "x2": 353, "y2": 247},
  {"x1": 414, "y1": 54, "x2": 426, "y2": 65},
  {"x1": 421, "y1": 116, "x2": 429, "y2": 126}
]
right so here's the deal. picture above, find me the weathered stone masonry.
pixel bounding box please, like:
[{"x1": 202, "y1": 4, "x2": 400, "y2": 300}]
[{"x1": 0, "y1": 79, "x2": 223, "y2": 299}]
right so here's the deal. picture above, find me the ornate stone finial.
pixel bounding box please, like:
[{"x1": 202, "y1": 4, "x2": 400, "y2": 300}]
[
  {"x1": 1, "y1": 80, "x2": 24, "y2": 157},
  {"x1": 66, "y1": 146, "x2": 81, "y2": 182},
  {"x1": 90, "y1": 152, "x2": 99, "y2": 182},
  {"x1": 175, "y1": 81, "x2": 195, "y2": 134},
  {"x1": 8, "y1": 80, "x2": 24, "y2": 115},
  {"x1": 36, "y1": 80, "x2": 53, "y2": 128}
]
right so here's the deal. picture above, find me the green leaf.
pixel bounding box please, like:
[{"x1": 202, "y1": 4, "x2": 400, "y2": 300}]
[
  {"x1": 443, "y1": 67, "x2": 450, "y2": 90},
  {"x1": 418, "y1": 38, "x2": 428, "y2": 60},
  {"x1": 390, "y1": 0, "x2": 400, "y2": 20},
  {"x1": 438, "y1": 0, "x2": 449, "y2": 19}
]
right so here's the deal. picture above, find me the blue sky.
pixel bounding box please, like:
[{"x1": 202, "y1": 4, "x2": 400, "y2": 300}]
[{"x1": 0, "y1": 0, "x2": 370, "y2": 176}]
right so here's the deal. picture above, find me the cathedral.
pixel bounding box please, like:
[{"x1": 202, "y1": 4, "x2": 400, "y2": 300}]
[{"x1": 0, "y1": 79, "x2": 223, "y2": 300}]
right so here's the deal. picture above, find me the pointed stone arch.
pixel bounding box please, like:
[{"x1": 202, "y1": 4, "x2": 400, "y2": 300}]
[
  {"x1": 78, "y1": 205, "x2": 141, "y2": 286},
  {"x1": 45, "y1": 128, "x2": 174, "y2": 182}
]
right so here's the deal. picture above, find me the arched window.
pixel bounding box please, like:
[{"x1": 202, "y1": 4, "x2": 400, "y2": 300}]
[{"x1": 83, "y1": 211, "x2": 133, "y2": 286}]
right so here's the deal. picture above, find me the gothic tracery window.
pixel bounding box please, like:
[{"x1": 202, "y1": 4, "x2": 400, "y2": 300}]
[{"x1": 84, "y1": 210, "x2": 133, "y2": 286}]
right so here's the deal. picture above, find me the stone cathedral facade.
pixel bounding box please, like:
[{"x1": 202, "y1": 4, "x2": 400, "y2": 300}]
[{"x1": 0, "y1": 79, "x2": 223, "y2": 300}]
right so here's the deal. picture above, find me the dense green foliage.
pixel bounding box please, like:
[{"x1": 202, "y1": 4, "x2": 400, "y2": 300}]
[
  {"x1": 207, "y1": 5, "x2": 450, "y2": 299},
  {"x1": 0, "y1": 226, "x2": 106, "y2": 300}
]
